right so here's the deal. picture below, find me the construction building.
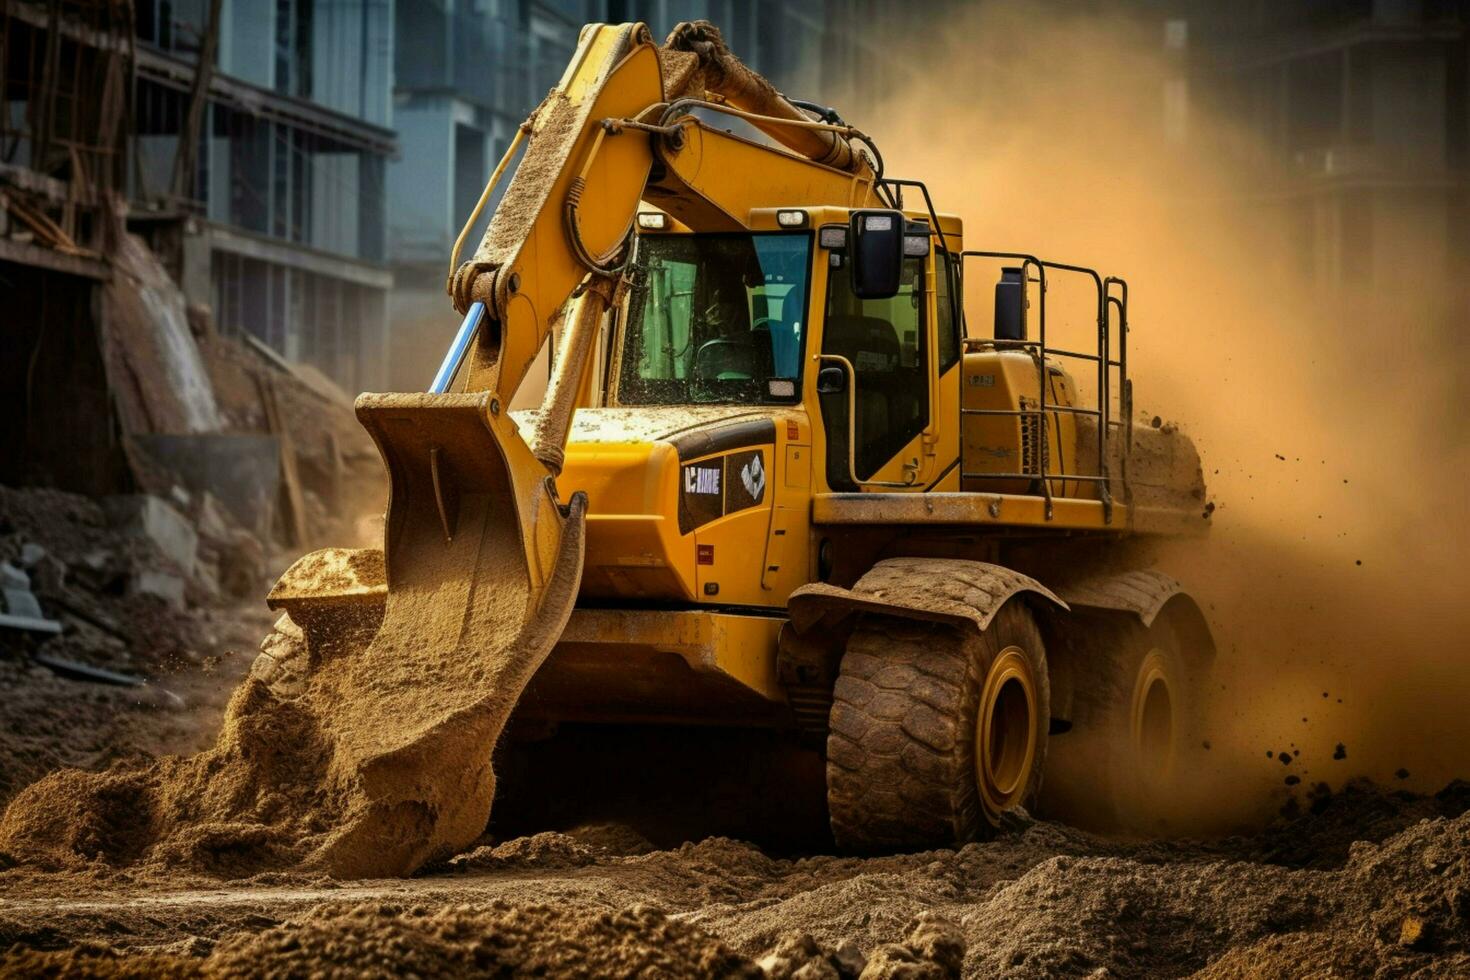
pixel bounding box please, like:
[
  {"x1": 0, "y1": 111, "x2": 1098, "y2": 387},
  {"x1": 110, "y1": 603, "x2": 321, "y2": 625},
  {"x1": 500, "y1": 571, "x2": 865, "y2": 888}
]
[
  {"x1": 2, "y1": 0, "x2": 397, "y2": 531},
  {"x1": 132, "y1": 0, "x2": 396, "y2": 394},
  {"x1": 1168, "y1": 0, "x2": 1469, "y2": 295},
  {"x1": 2, "y1": 0, "x2": 396, "y2": 401}
]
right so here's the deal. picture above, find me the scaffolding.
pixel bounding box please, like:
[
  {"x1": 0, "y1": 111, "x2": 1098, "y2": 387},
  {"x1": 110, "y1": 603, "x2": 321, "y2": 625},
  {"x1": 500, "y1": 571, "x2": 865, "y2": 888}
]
[{"x1": 1, "y1": 0, "x2": 136, "y2": 261}]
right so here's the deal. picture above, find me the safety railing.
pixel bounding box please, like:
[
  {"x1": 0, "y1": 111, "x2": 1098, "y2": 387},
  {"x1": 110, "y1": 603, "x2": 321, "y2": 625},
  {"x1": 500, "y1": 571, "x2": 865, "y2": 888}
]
[
  {"x1": 874, "y1": 176, "x2": 1134, "y2": 523},
  {"x1": 957, "y1": 252, "x2": 1131, "y2": 523}
]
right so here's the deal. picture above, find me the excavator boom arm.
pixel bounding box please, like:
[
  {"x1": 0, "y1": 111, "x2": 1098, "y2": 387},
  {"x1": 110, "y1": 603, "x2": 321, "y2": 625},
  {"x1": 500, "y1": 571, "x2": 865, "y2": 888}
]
[{"x1": 444, "y1": 20, "x2": 879, "y2": 420}]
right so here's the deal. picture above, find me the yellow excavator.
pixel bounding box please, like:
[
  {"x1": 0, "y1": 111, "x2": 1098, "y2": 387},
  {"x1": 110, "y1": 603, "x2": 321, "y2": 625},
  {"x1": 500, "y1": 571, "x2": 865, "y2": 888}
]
[{"x1": 256, "y1": 21, "x2": 1213, "y2": 874}]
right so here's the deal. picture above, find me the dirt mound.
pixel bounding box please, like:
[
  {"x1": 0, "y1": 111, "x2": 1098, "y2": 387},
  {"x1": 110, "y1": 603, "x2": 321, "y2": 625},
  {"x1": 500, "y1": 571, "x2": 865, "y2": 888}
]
[
  {"x1": 1191, "y1": 804, "x2": 1470, "y2": 978},
  {"x1": 759, "y1": 913, "x2": 963, "y2": 979},
  {"x1": 0, "y1": 485, "x2": 272, "y2": 843},
  {"x1": 446, "y1": 832, "x2": 600, "y2": 872},
  {"x1": 0, "y1": 943, "x2": 200, "y2": 979},
  {"x1": 0, "y1": 677, "x2": 338, "y2": 877},
  {"x1": 0, "y1": 903, "x2": 759, "y2": 978},
  {"x1": 205, "y1": 901, "x2": 761, "y2": 979},
  {"x1": 564, "y1": 820, "x2": 658, "y2": 856},
  {"x1": 661, "y1": 784, "x2": 1470, "y2": 977},
  {"x1": 955, "y1": 808, "x2": 1470, "y2": 976},
  {"x1": 0, "y1": 900, "x2": 966, "y2": 980}
]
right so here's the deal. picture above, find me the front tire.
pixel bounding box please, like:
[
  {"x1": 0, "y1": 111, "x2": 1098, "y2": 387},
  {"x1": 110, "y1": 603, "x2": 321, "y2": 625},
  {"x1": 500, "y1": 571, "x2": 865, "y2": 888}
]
[{"x1": 826, "y1": 601, "x2": 1050, "y2": 851}]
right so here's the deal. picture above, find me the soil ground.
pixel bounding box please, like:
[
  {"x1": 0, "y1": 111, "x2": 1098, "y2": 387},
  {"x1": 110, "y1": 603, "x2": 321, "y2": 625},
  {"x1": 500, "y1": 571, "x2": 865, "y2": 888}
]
[
  {"x1": 3, "y1": 495, "x2": 1468, "y2": 978},
  {"x1": 1, "y1": 778, "x2": 1466, "y2": 977}
]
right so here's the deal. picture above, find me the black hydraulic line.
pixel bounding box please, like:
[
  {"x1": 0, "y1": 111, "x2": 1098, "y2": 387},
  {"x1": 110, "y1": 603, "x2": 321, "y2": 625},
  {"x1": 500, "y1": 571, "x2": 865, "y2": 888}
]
[{"x1": 786, "y1": 96, "x2": 845, "y2": 125}]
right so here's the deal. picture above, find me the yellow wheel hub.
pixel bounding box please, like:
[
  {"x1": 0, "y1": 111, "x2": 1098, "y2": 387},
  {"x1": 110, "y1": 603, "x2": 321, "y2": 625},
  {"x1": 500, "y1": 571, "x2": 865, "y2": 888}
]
[
  {"x1": 1131, "y1": 649, "x2": 1176, "y2": 781},
  {"x1": 976, "y1": 646, "x2": 1038, "y2": 820}
]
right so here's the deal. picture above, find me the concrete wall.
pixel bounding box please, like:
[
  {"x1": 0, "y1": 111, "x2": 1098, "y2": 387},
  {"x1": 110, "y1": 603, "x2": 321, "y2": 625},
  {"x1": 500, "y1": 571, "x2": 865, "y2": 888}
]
[
  {"x1": 387, "y1": 96, "x2": 467, "y2": 263},
  {"x1": 313, "y1": 0, "x2": 396, "y2": 127},
  {"x1": 310, "y1": 152, "x2": 363, "y2": 256},
  {"x1": 221, "y1": 0, "x2": 275, "y2": 88}
]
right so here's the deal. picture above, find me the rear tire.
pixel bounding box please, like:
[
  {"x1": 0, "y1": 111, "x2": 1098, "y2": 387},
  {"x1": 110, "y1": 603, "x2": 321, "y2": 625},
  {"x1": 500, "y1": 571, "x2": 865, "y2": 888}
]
[
  {"x1": 1040, "y1": 611, "x2": 1206, "y2": 834},
  {"x1": 826, "y1": 601, "x2": 1050, "y2": 851}
]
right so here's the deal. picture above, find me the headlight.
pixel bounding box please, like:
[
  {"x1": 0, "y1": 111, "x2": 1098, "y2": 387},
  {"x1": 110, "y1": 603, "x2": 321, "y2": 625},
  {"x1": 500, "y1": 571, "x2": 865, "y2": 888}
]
[{"x1": 819, "y1": 225, "x2": 848, "y2": 249}]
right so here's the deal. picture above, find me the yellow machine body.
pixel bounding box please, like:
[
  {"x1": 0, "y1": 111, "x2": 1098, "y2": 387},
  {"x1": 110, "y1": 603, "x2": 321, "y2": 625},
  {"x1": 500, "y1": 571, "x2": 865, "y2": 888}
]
[
  {"x1": 960, "y1": 346, "x2": 1087, "y2": 499},
  {"x1": 266, "y1": 19, "x2": 1211, "y2": 870}
]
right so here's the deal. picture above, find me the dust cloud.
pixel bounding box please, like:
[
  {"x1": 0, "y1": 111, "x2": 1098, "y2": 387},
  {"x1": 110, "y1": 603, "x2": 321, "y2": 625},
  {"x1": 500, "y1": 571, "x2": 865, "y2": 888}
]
[{"x1": 864, "y1": 3, "x2": 1470, "y2": 828}]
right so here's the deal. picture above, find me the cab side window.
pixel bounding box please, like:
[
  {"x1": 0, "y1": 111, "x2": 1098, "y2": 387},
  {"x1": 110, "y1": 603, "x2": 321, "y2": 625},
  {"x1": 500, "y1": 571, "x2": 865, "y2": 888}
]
[
  {"x1": 820, "y1": 255, "x2": 928, "y2": 488},
  {"x1": 935, "y1": 252, "x2": 961, "y2": 372}
]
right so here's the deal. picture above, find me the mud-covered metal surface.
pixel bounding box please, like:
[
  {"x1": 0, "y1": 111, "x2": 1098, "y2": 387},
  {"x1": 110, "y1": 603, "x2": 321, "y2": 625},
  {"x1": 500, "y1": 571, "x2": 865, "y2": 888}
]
[
  {"x1": 1052, "y1": 568, "x2": 1185, "y2": 626},
  {"x1": 517, "y1": 405, "x2": 794, "y2": 448},
  {"x1": 788, "y1": 557, "x2": 1066, "y2": 635}
]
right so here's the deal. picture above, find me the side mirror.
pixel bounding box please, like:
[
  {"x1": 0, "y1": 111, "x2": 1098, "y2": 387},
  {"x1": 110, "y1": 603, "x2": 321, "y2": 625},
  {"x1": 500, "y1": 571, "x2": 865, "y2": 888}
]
[
  {"x1": 816, "y1": 365, "x2": 847, "y2": 394},
  {"x1": 849, "y1": 209, "x2": 904, "y2": 299}
]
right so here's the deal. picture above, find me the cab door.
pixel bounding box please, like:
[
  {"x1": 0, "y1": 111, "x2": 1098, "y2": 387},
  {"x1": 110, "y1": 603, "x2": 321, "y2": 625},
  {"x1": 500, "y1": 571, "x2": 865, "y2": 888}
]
[{"x1": 816, "y1": 248, "x2": 935, "y2": 491}]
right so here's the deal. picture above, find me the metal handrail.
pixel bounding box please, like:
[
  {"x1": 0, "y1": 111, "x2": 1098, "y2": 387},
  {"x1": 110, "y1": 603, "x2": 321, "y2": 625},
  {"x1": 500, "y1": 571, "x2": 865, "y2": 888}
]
[
  {"x1": 959, "y1": 250, "x2": 1130, "y2": 523},
  {"x1": 957, "y1": 472, "x2": 1114, "y2": 483},
  {"x1": 962, "y1": 406, "x2": 1103, "y2": 418},
  {"x1": 1104, "y1": 277, "x2": 1132, "y2": 518},
  {"x1": 817, "y1": 353, "x2": 916, "y2": 489}
]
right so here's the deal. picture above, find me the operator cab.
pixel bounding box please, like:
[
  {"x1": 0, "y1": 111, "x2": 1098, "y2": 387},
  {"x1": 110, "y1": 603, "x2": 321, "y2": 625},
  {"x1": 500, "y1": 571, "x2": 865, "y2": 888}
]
[
  {"x1": 606, "y1": 205, "x2": 966, "y2": 499},
  {"x1": 615, "y1": 223, "x2": 811, "y2": 407}
]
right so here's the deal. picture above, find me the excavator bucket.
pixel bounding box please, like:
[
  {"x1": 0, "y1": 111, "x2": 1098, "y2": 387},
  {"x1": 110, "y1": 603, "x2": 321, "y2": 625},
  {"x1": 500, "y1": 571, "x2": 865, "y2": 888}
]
[
  {"x1": 291, "y1": 21, "x2": 662, "y2": 876},
  {"x1": 302, "y1": 391, "x2": 585, "y2": 876}
]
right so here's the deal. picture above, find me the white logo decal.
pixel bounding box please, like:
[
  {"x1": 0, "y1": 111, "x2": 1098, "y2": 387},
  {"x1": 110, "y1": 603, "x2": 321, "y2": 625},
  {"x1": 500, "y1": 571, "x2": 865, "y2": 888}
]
[
  {"x1": 685, "y1": 466, "x2": 721, "y2": 495},
  {"x1": 741, "y1": 453, "x2": 766, "y2": 501}
]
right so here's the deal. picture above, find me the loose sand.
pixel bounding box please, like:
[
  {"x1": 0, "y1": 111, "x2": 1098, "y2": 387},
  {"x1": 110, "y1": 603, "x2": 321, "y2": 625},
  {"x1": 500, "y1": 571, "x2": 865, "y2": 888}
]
[{"x1": 0, "y1": 781, "x2": 1464, "y2": 977}]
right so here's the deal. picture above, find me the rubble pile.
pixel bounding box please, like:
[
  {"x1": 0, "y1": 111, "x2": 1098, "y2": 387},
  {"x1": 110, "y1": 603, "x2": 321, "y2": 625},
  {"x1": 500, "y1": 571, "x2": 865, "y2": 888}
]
[
  {"x1": 191, "y1": 326, "x2": 385, "y2": 553},
  {"x1": 0, "y1": 485, "x2": 274, "y2": 806}
]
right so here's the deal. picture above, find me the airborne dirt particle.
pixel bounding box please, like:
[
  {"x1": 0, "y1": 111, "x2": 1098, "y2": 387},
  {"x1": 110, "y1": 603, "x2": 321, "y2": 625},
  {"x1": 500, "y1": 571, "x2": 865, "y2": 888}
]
[{"x1": 1334, "y1": 743, "x2": 1348, "y2": 761}]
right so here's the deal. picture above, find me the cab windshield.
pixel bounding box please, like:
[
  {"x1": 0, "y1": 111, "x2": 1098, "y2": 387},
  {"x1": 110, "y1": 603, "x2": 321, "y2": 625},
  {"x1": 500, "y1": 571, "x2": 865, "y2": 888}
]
[{"x1": 616, "y1": 232, "x2": 811, "y2": 405}]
